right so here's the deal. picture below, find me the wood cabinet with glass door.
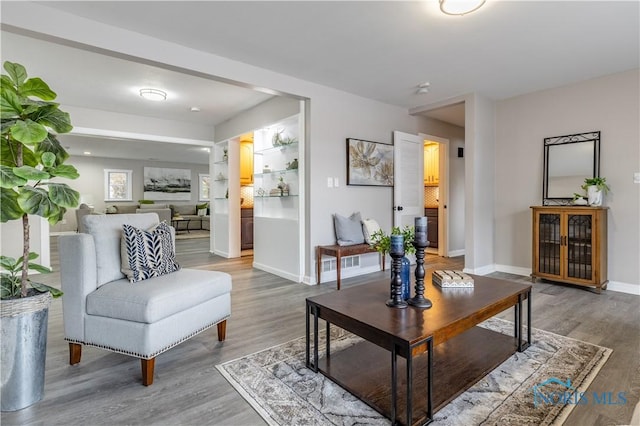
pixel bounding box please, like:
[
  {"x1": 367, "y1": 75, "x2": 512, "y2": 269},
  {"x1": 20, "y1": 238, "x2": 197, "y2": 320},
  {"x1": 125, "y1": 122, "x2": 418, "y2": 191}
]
[
  {"x1": 531, "y1": 206, "x2": 608, "y2": 293},
  {"x1": 424, "y1": 142, "x2": 439, "y2": 186}
]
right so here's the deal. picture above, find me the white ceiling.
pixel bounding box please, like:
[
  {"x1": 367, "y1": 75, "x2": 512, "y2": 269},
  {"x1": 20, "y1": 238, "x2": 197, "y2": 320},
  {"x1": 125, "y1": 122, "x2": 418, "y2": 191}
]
[{"x1": 2, "y1": 1, "x2": 638, "y2": 162}]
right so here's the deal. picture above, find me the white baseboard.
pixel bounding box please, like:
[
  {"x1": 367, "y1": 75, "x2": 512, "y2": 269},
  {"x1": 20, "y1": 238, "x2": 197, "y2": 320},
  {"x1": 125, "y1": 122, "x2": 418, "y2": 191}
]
[
  {"x1": 253, "y1": 262, "x2": 301, "y2": 283},
  {"x1": 495, "y1": 264, "x2": 531, "y2": 277},
  {"x1": 213, "y1": 249, "x2": 230, "y2": 258},
  {"x1": 50, "y1": 231, "x2": 76, "y2": 236},
  {"x1": 447, "y1": 249, "x2": 465, "y2": 257},
  {"x1": 607, "y1": 281, "x2": 640, "y2": 295},
  {"x1": 317, "y1": 264, "x2": 382, "y2": 284},
  {"x1": 463, "y1": 264, "x2": 496, "y2": 275}
]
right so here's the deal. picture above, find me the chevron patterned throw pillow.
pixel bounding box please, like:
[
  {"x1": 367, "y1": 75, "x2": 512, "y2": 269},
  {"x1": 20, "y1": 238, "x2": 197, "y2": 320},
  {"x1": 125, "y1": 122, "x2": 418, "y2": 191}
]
[{"x1": 121, "y1": 221, "x2": 180, "y2": 282}]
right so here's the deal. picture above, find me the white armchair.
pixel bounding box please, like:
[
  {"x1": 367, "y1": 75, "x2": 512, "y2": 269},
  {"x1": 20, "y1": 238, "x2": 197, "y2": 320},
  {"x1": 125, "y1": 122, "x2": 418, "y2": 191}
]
[{"x1": 58, "y1": 213, "x2": 231, "y2": 385}]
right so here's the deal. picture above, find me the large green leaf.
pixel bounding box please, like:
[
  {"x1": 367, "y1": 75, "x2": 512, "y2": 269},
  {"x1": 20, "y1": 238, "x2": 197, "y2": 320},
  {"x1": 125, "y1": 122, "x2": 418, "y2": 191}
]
[
  {"x1": 0, "y1": 165, "x2": 28, "y2": 188},
  {"x1": 31, "y1": 281, "x2": 63, "y2": 298},
  {"x1": 41, "y1": 152, "x2": 56, "y2": 168},
  {"x1": 1, "y1": 75, "x2": 17, "y2": 94},
  {"x1": 0, "y1": 256, "x2": 18, "y2": 271},
  {"x1": 35, "y1": 134, "x2": 69, "y2": 165},
  {"x1": 20, "y1": 78, "x2": 56, "y2": 101},
  {"x1": 29, "y1": 104, "x2": 72, "y2": 134},
  {"x1": 48, "y1": 183, "x2": 80, "y2": 208},
  {"x1": 1, "y1": 275, "x2": 20, "y2": 299},
  {"x1": 49, "y1": 164, "x2": 79, "y2": 179},
  {"x1": 0, "y1": 90, "x2": 22, "y2": 117},
  {"x1": 0, "y1": 187, "x2": 23, "y2": 222},
  {"x1": 27, "y1": 263, "x2": 51, "y2": 274},
  {"x1": 1, "y1": 119, "x2": 17, "y2": 135},
  {"x1": 10, "y1": 119, "x2": 47, "y2": 144},
  {"x1": 13, "y1": 165, "x2": 50, "y2": 181},
  {"x1": 0, "y1": 138, "x2": 38, "y2": 167},
  {"x1": 3, "y1": 62, "x2": 27, "y2": 87},
  {"x1": 50, "y1": 206, "x2": 66, "y2": 225},
  {"x1": 17, "y1": 186, "x2": 58, "y2": 218}
]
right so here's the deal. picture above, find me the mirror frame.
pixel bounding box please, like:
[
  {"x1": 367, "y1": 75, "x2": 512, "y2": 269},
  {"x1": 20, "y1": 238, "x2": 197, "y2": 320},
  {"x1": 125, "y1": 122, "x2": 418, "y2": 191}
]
[{"x1": 543, "y1": 131, "x2": 600, "y2": 205}]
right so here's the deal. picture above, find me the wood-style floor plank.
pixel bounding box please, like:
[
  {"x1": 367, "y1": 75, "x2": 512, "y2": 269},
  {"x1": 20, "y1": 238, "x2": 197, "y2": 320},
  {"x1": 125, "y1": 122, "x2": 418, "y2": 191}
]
[{"x1": 1, "y1": 238, "x2": 638, "y2": 425}]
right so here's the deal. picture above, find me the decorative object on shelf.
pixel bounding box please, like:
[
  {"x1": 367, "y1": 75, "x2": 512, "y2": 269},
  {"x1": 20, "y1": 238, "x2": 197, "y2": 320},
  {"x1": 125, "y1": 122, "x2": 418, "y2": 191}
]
[
  {"x1": 386, "y1": 235, "x2": 408, "y2": 308},
  {"x1": 432, "y1": 270, "x2": 475, "y2": 288},
  {"x1": 256, "y1": 187, "x2": 266, "y2": 197},
  {"x1": 216, "y1": 172, "x2": 226, "y2": 181},
  {"x1": 370, "y1": 226, "x2": 415, "y2": 302},
  {"x1": 286, "y1": 158, "x2": 299, "y2": 170},
  {"x1": 222, "y1": 147, "x2": 228, "y2": 161},
  {"x1": 225, "y1": 188, "x2": 228, "y2": 199},
  {"x1": 409, "y1": 217, "x2": 433, "y2": 308},
  {"x1": 271, "y1": 128, "x2": 297, "y2": 147},
  {"x1": 263, "y1": 165, "x2": 271, "y2": 173},
  {"x1": 572, "y1": 193, "x2": 588, "y2": 205},
  {"x1": 543, "y1": 131, "x2": 600, "y2": 206},
  {"x1": 346, "y1": 138, "x2": 394, "y2": 187},
  {"x1": 277, "y1": 176, "x2": 289, "y2": 196},
  {"x1": 1, "y1": 61, "x2": 77, "y2": 411},
  {"x1": 581, "y1": 177, "x2": 610, "y2": 207}
]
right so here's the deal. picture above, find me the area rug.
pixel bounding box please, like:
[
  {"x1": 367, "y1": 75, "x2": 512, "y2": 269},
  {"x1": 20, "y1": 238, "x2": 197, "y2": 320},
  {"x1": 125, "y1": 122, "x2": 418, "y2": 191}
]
[{"x1": 217, "y1": 318, "x2": 611, "y2": 426}]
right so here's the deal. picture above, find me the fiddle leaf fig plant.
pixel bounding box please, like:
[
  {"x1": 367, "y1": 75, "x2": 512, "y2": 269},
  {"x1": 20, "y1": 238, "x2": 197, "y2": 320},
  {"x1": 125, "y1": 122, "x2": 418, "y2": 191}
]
[{"x1": 1, "y1": 61, "x2": 79, "y2": 299}]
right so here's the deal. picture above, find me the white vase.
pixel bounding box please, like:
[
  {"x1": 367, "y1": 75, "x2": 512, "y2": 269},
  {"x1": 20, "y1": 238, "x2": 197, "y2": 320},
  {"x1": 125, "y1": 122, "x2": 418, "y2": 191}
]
[{"x1": 587, "y1": 185, "x2": 603, "y2": 206}]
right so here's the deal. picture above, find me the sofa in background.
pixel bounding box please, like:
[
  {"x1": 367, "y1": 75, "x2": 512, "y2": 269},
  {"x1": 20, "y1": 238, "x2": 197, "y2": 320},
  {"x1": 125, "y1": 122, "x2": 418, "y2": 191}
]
[
  {"x1": 170, "y1": 204, "x2": 210, "y2": 231},
  {"x1": 105, "y1": 203, "x2": 210, "y2": 230}
]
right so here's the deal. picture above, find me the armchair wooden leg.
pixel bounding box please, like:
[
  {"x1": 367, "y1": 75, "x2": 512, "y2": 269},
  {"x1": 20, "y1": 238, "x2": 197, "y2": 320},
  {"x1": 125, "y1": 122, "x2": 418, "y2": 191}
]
[
  {"x1": 217, "y1": 320, "x2": 227, "y2": 342},
  {"x1": 141, "y1": 358, "x2": 155, "y2": 386},
  {"x1": 69, "y1": 343, "x2": 82, "y2": 365}
]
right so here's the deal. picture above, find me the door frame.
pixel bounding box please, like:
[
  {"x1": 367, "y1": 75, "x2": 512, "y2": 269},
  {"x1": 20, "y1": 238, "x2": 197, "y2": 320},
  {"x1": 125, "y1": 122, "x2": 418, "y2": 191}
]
[{"x1": 420, "y1": 133, "x2": 449, "y2": 257}]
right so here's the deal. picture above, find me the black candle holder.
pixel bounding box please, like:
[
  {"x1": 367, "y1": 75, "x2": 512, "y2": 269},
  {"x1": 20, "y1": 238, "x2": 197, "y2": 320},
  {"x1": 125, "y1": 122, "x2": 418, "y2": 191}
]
[
  {"x1": 386, "y1": 237, "x2": 408, "y2": 309},
  {"x1": 408, "y1": 238, "x2": 433, "y2": 309}
]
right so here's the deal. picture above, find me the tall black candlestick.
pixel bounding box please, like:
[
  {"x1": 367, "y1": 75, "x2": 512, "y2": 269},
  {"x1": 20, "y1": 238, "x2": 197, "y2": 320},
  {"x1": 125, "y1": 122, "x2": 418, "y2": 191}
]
[
  {"x1": 386, "y1": 235, "x2": 408, "y2": 308},
  {"x1": 408, "y1": 217, "x2": 432, "y2": 308}
]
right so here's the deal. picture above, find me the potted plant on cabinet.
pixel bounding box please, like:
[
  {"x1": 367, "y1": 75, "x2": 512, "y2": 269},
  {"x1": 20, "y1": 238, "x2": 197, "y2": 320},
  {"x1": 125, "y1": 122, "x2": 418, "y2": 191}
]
[
  {"x1": 1, "y1": 61, "x2": 79, "y2": 411},
  {"x1": 581, "y1": 177, "x2": 610, "y2": 206}
]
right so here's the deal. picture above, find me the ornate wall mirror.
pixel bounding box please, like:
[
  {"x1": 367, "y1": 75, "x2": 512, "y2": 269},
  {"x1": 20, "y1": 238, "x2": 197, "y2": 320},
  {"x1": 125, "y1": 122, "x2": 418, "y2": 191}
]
[{"x1": 543, "y1": 131, "x2": 600, "y2": 205}]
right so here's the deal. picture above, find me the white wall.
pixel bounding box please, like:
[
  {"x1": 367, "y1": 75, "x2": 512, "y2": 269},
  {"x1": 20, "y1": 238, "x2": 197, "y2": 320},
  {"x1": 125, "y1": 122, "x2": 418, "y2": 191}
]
[
  {"x1": 495, "y1": 69, "x2": 640, "y2": 291},
  {"x1": 51, "y1": 156, "x2": 209, "y2": 232}
]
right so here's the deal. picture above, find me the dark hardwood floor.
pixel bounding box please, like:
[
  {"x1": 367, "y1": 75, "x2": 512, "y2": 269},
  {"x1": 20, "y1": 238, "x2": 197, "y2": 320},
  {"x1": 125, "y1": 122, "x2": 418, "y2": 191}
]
[{"x1": 1, "y1": 238, "x2": 638, "y2": 425}]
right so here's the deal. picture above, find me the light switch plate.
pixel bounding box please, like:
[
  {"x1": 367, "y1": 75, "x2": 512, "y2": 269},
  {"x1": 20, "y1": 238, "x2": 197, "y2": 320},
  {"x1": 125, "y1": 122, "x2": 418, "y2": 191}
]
[
  {"x1": 334, "y1": 177, "x2": 339, "y2": 187},
  {"x1": 327, "y1": 177, "x2": 333, "y2": 188},
  {"x1": 634, "y1": 172, "x2": 640, "y2": 184}
]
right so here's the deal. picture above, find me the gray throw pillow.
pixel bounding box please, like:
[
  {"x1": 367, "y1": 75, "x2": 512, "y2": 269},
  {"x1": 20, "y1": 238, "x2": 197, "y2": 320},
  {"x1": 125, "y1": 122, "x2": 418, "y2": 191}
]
[{"x1": 334, "y1": 212, "x2": 365, "y2": 246}]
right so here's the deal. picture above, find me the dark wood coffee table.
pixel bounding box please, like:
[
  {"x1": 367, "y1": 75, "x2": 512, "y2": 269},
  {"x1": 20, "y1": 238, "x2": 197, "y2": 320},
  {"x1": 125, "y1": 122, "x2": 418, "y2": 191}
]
[{"x1": 305, "y1": 272, "x2": 531, "y2": 426}]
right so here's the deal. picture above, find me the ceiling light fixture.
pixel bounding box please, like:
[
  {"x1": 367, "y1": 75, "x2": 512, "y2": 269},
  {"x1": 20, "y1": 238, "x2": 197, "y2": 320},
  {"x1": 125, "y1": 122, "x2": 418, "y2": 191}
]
[
  {"x1": 190, "y1": 106, "x2": 201, "y2": 112},
  {"x1": 139, "y1": 88, "x2": 167, "y2": 101},
  {"x1": 416, "y1": 82, "x2": 430, "y2": 94},
  {"x1": 439, "y1": 0, "x2": 486, "y2": 16},
  {"x1": 83, "y1": 151, "x2": 91, "y2": 155}
]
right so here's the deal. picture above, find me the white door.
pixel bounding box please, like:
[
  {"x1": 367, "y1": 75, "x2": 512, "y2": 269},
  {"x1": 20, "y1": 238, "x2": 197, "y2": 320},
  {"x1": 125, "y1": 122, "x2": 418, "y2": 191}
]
[{"x1": 393, "y1": 131, "x2": 425, "y2": 229}]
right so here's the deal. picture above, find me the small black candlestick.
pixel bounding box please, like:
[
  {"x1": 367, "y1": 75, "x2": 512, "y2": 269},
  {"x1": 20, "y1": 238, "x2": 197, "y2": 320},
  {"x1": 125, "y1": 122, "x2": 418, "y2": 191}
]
[
  {"x1": 386, "y1": 235, "x2": 408, "y2": 309},
  {"x1": 408, "y1": 217, "x2": 432, "y2": 309}
]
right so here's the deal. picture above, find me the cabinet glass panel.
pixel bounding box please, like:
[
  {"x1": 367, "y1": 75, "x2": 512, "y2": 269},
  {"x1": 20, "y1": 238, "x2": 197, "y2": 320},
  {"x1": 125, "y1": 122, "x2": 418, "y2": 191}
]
[
  {"x1": 539, "y1": 213, "x2": 561, "y2": 275},
  {"x1": 566, "y1": 214, "x2": 593, "y2": 280}
]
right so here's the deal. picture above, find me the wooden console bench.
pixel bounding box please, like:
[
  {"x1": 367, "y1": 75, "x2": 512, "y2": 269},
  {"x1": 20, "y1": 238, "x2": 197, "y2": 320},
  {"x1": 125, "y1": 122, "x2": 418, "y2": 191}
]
[{"x1": 316, "y1": 244, "x2": 385, "y2": 290}]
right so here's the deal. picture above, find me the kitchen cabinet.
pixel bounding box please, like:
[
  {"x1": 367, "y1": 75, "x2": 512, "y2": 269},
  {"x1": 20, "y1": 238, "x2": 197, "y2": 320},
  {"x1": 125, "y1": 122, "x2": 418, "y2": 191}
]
[
  {"x1": 424, "y1": 143, "x2": 439, "y2": 186},
  {"x1": 531, "y1": 206, "x2": 608, "y2": 293},
  {"x1": 425, "y1": 208, "x2": 438, "y2": 248},
  {"x1": 241, "y1": 208, "x2": 253, "y2": 250}
]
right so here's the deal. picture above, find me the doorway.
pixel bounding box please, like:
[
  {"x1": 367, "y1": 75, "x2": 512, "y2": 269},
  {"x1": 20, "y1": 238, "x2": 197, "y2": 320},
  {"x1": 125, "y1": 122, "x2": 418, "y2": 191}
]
[{"x1": 421, "y1": 135, "x2": 449, "y2": 257}]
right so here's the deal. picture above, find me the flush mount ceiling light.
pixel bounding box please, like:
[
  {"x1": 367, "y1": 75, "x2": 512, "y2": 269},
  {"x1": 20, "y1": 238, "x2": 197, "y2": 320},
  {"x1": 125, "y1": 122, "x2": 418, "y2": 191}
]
[
  {"x1": 416, "y1": 82, "x2": 431, "y2": 94},
  {"x1": 139, "y1": 88, "x2": 167, "y2": 101},
  {"x1": 439, "y1": 0, "x2": 486, "y2": 16}
]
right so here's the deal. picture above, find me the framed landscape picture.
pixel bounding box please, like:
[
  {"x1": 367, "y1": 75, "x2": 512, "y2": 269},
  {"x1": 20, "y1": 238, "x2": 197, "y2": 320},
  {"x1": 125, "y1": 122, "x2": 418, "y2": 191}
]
[
  {"x1": 346, "y1": 138, "x2": 394, "y2": 186},
  {"x1": 143, "y1": 167, "x2": 191, "y2": 201}
]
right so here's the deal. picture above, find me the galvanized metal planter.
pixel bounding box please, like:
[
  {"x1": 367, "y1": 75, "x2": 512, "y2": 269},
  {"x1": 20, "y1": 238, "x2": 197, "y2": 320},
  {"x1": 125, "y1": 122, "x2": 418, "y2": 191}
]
[{"x1": 1, "y1": 291, "x2": 52, "y2": 412}]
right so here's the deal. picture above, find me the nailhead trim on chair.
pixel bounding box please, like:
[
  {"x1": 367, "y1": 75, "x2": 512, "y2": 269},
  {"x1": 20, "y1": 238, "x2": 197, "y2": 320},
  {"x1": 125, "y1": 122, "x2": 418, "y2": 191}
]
[{"x1": 65, "y1": 315, "x2": 230, "y2": 360}]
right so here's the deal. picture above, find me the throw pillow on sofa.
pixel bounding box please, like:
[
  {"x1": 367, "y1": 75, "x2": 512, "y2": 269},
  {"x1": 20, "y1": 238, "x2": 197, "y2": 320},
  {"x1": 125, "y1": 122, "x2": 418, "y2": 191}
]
[{"x1": 120, "y1": 222, "x2": 180, "y2": 283}]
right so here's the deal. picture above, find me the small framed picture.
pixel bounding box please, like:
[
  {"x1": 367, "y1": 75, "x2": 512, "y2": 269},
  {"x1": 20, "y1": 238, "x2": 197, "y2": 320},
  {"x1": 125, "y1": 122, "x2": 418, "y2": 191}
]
[{"x1": 346, "y1": 138, "x2": 394, "y2": 187}]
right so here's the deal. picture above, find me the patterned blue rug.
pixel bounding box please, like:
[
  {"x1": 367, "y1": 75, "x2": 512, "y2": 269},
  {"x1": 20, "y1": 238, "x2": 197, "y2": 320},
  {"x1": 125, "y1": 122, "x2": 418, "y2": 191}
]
[{"x1": 217, "y1": 318, "x2": 611, "y2": 425}]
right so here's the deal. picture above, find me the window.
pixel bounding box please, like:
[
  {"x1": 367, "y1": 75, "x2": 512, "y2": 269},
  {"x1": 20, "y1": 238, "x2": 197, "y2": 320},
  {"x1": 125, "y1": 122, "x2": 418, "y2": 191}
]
[
  {"x1": 198, "y1": 173, "x2": 210, "y2": 202},
  {"x1": 104, "y1": 169, "x2": 133, "y2": 201}
]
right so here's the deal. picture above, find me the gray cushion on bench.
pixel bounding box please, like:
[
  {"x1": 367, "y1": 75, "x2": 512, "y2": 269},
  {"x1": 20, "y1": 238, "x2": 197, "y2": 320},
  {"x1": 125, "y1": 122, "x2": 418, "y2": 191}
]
[{"x1": 87, "y1": 269, "x2": 232, "y2": 324}]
